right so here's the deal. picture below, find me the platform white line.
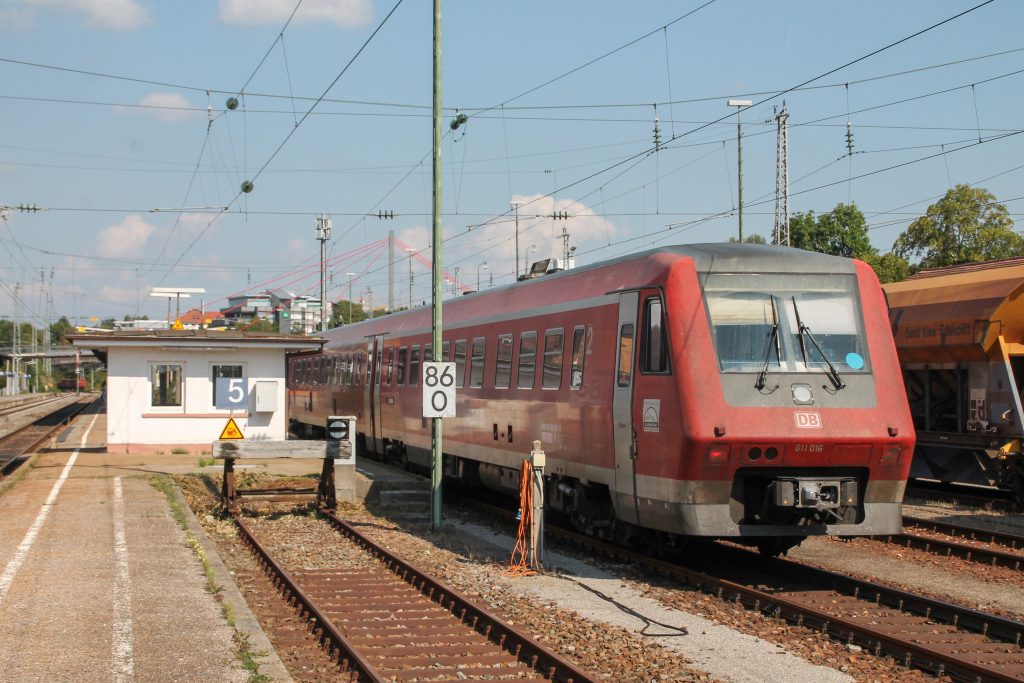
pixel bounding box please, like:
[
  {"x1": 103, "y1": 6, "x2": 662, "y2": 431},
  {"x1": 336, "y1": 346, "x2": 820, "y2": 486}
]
[
  {"x1": 111, "y1": 477, "x2": 134, "y2": 682},
  {"x1": 0, "y1": 411, "x2": 99, "y2": 606}
]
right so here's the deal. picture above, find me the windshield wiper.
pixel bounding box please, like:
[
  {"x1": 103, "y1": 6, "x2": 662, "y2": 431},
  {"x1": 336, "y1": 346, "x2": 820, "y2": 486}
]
[
  {"x1": 755, "y1": 297, "x2": 781, "y2": 392},
  {"x1": 791, "y1": 297, "x2": 845, "y2": 392}
]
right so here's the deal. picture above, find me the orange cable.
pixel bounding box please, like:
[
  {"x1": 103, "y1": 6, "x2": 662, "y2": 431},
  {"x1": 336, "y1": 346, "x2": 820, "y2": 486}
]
[{"x1": 504, "y1": 459, "x2": 536, "y2": 576}]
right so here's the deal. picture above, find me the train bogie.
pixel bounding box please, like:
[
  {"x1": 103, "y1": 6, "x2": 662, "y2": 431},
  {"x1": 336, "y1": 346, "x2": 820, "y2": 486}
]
[{"x1": 291, "y1": 244, "x2": 914, "y2": 552}]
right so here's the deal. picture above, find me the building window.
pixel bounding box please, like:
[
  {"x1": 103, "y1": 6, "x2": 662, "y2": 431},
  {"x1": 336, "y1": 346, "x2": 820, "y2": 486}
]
[
  {"x1": 543, "y1": 329, "x2": 564, "y2": 389},
  {"x1": 152, "y1": 364, "x2": 182, "y2": 407},
  {"x1": 212, "y1": 364, "x2": 243, "y2": 405},
  {"x1": 397, "y1": 347, "x2": 407, "y2": 385},
  {"x1": 455, "y1": 339, "x2": 467, "y2": 388},
  {"x1": 495, "y1": 334, "x2": 513, "y2": 389},
  {"x1": 470, "y1": 337, "x2": 486, "y2": 388},
  {"x1": 517, "y1": 332, "x2": 537, "y2": 389},
  {"x1": 570, "y1": 326, "x2": 586, "y2": 390},
  {"x1": 409, "y1": 345, "x2": 420, "y2": 387}
]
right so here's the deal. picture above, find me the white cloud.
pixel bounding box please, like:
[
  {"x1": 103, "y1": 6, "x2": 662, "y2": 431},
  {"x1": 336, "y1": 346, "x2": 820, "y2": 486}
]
[
  {"x1": 97, "y1": 215, "x2": 155, "y2": 257},
  {"x1": 0, "y1": 9, "x2": 34, "y2": 30},
  {"x1": 114, "y1": 92, "x2": 198, "y2": 123},
  {"x1": 25, "y1": 0, "x2": 151, "y2": 30},
  {"x1": 218, "y1": 0, "x2": 372, "y2": 27},
  {"x1": 466, "y1": 195, "x2": 618, "y2": 284}
]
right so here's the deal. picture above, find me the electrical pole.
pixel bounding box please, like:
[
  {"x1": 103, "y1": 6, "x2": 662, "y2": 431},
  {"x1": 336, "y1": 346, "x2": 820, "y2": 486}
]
[
  {"x1": 727, "y1": 99, "x2": 752, "y2": 242},
  {"x1": 346, "y1": 272, "x2": 355, "y2": 324},
  {"x1": 315, "y1": 213, "x2": 332, "y2": 332},
  {"x1": 510, "y1": 201, "x2": 522, "y2": 278},
  {"x1": 387, "y1": 230, "x2": 395, "y2": 313},
  {"x1": 431, "y1": 0, "x2": 445, "y2": 531},
  {"x1": 774, "y1": 104, "x2": 790, "y2": 246},
  {"x1": 406, "y1": 249, "x2": 416, "y2": 309}
]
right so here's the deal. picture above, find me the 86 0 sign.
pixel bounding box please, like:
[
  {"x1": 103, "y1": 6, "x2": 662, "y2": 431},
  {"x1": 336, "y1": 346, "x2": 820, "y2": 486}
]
[{"x1": 422, "y1": 362, "x2": 456, "y2": 418}]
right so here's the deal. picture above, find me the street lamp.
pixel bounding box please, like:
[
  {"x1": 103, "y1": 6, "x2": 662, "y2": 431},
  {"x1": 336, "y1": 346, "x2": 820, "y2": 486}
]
[
  {"x1": 476, "y1": 261, "x2": 488, "y2": 291},
  {"x1": 405, "y1": 248, "x2": 416, "y2": 309},
  {"x1": 345, "y1": 272, "x2": 355, "y2": 324},
  {"x1": 727, "y1": 99, "x2": 752, "y2": 242},
  {"x1": 315, "y1": 213, "x2": 332, "y2": 332},
  {"x1": 524, "y1": 244, "x2": 537, "y2": 276},
  {"x1": 510, "y1": 201, "x2": 522, "y2": 278}
]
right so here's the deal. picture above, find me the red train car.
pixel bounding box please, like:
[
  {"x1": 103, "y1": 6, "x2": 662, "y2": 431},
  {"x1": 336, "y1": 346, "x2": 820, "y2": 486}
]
[
  {"x1": 58, "y1": 378, "x2": 86, "y2": 391},
  {"x1": 290, "y1": 244, "x2": 914, "y2": 554}
]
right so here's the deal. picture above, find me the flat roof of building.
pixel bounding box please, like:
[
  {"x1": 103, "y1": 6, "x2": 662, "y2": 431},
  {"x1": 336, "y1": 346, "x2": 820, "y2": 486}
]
[{"x1": 68, "y1": 329, "x2": 324, "y2": 351}]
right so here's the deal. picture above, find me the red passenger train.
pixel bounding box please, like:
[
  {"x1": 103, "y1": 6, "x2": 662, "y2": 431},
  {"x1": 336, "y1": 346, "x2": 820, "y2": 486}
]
[{"x1": 289, "y1": 244, "x2": 914, "y2": 554}]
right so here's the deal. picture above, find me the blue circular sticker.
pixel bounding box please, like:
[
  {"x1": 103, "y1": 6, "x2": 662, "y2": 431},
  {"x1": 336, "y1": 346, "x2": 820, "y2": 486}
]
[{"x1": 845, "y1": 352, "x2": 865, "y2": 370}]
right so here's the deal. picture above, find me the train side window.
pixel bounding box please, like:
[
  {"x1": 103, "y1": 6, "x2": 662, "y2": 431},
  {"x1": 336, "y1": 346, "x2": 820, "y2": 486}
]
[
  {"x1": 641, "y1": 297, "x2": 670, "y2": 373},
  {"x1": 424, "y1": 343, "x2": 433, "y2": 363},
  {"x1": 517, "y1": 332, "x2": 537, "y2": 389},
  {"x1": 617, "y1": 324, "x2": 635, "y2": 387},
  {"x1": 409, "y1": 345, "x2": 420, "y2": 386},
  {"x1": 317, "y1": 357, "x2": 326, "y2": 385},
  {"x1": 397, "y1": 347, "x2": 407, "y2": 385},
  {"x1": 570, "y1": 326, "x2": 586, "y2": 390},
  {"x1": 442, "y1": 340, "x2": 451, "y2": 362},
  {"x1": 543, "y1": 328, "x2": 564, "y2": 389},
  {"x1": 375, "y1": 349, "x2": 383, "y2": 386},
  {"x1": 333, "y1": 357, "x2": 342, "y2": 385},
  {"x1": 470, "y1": 337, "x2": 486, "y2": 388},
  {"x1": 386, "y1": 348, "x2": 395, "y2": 385},
  {"x1": 454, "y1": 339, "x2": 468, "y2": 387},
  {"x1": 495, "y1": 334, "x2": 513, "y2": 389},
  {"x1": 355, "y1": 354, "x2": 363, "y2": 386}
]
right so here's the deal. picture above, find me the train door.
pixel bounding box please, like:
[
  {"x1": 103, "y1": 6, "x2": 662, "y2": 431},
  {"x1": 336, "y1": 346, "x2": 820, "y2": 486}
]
[
  {"x1": 364, "y1": 335, "x2": 385, "y2": 454},
  {"x1": 612, "y1": 292, "x2": 640, "y2": 524}
]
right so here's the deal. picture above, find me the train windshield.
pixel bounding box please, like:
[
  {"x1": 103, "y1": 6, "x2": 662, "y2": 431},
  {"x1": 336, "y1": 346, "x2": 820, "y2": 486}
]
[{"x1": 703, "y1": 273, "x2": 869, "y2": 374}]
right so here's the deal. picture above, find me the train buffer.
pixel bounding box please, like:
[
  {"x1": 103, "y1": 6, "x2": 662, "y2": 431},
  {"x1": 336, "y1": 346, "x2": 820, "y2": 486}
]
[{"x1": 213, "y1": 415, "x2": 356, "y2": 510}]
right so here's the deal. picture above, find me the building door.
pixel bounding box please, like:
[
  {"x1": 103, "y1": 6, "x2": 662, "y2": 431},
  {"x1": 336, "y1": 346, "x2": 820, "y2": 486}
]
[{"x1": 612, "y1": 292, "x2": 640, "y2": 524}]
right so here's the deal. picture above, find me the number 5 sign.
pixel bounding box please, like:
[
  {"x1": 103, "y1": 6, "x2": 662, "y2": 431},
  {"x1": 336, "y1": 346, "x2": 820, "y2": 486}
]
[
  {"x1": 422, "y1": 362, "x2": 456, "y2": 417},
  {"x1": 215, "y1": 377, "x2": 248, "y2": 410}
]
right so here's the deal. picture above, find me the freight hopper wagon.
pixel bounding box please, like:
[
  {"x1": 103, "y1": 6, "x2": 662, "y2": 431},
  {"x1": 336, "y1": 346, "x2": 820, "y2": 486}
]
[
  {"x1": 885, "y1": 258, "x2": 1024, "y2": 497},
  {"x1": 290, "y1": 244, "x2": 914, "y2": 555}
]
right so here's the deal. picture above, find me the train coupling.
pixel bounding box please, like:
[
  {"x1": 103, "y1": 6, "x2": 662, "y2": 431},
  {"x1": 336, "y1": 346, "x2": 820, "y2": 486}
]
[{"x1": 770, "y1": 477, "x2": 857, "y2": 510}]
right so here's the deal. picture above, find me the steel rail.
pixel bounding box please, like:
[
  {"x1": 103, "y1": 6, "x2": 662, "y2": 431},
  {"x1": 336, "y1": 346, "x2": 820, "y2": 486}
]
[
  {"x1": 451, "y1": 495, "x2": 1024, "y2": 683},
  {"x1": 547, "y1": 524, "x2": 1024, "y2": 683},
  {"x1": 885, "y1": 530, "x2": 1024, "y2": 571},
  {"x1": 231, "y1": 513, "x2": 385, "y2": 683},
  {"x1": 904, "y1": 515, "x2": 1024, "y2": 549},
  {"x1": 0, "y1": 397, "x2": 92, "y2": 461},
  {"x1": 320, "y1": 507, "x2": 597, "y2": 683}
]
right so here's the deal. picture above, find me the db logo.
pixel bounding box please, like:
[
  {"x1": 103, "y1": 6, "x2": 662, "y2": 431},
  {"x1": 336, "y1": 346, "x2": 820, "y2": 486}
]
[{"x1": 794, "y1": 412, "x2": 822, "y2": 429}]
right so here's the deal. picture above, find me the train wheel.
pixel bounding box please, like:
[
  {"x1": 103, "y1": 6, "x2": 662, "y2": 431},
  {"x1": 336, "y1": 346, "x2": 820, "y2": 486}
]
[{"x1": 756, "y1": 537, "x2": 800, "y2": 558}]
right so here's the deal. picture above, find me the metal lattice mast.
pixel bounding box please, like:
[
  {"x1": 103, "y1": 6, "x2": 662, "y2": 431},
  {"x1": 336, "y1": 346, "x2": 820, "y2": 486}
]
[{"x1": 773, "y1": 104, "x2": 789, "y2": 246}]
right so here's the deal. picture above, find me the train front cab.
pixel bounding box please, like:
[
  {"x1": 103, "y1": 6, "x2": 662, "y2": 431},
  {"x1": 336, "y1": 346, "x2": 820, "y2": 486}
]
[{"x1": 614, "y1": 257, "x2": 913, "y2": 551}]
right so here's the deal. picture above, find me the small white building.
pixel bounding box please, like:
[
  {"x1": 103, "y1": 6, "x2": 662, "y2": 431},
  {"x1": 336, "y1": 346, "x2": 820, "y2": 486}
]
[{"x1": 70, "y1": 330, "x2": 322, "y2": 454}]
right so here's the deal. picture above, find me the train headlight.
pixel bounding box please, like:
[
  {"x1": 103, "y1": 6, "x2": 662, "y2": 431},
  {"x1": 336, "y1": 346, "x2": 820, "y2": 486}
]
[
  {"x1": 880, "y1": 444, "x2": 902, "y2": 464},
  {"x1": 707, "y1": 444, "x2": 729, "y2": 464}
]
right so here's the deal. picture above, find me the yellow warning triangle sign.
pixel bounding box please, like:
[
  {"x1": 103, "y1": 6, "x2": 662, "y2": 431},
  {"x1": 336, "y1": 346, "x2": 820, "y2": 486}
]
[{"x1": 219, "y1": 417, "x2": 244, "y2": 440}]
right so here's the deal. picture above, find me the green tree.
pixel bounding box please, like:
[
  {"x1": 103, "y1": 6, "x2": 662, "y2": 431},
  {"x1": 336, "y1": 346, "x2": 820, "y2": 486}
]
[
  {"x1": 727, "y1": 234, "x2": 767, "y2": 244},
  {"x1": 790, "y1": 203, "x2": 874, "y2": 259},
  {"x1": 892, "y1": 184, "x2": 1022, "y2": 268},
  {"x1": 329, "y1": 300, "x2": 368, "y2": 327},
  {"x1": 50, "y1": 317, "x2": 74, "y2": 344},
  {"x1": 862, "y1": 252, "x2": 912, "y2": 284}
]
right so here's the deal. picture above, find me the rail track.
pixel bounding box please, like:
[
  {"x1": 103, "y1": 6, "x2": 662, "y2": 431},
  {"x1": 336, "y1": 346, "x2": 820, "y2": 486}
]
[
  {"x1": 453, "y1": 496, "x2": 1024, "y2": 683},
  {"x1": 0, "y1": 396, "x2": 92, "y2": 481},
  {"x1": 230, "y1": 505, "x2": 597, "y2": 683},
  {"x1": 877, "y1": 516, "x2": 1024, "y2": 572}
]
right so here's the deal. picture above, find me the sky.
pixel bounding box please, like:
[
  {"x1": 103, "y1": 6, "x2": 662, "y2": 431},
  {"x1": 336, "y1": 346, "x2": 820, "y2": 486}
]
[{"x1": 1, "y1": 0, "x2": 1022, "y2": 326}]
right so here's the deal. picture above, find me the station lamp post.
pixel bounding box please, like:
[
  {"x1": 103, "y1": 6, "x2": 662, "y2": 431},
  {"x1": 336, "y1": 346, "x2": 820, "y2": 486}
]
[
  {"x1": 476, "y1": 261, "x2": 488, "y2": 292},
  {"x1": 346, "y1": 272, "x2": 355, "y2": 324},
  {"x1": 315, "y1": 213, "x2": 332, "y2": 332},
  {"x1": 406, "y1": 248, "x2": 416, "y2": 309},
  {"x1": 727, "y1": 99, "x2": 752, "y2": 242}
]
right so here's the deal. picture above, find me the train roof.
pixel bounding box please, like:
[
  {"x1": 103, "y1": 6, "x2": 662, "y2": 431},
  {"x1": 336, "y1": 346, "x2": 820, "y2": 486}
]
[
  {"x1": 322, "y1": 243, "x2": 860, "y2": 346},
  {"x1": 883, "y1": 258, "x2": 1024, "y2": 360}
]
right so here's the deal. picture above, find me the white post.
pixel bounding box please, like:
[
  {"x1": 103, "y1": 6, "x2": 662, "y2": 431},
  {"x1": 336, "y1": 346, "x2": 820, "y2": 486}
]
[{"x1": 530, "y1": 440, "x2": 545, "y2": 570}]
